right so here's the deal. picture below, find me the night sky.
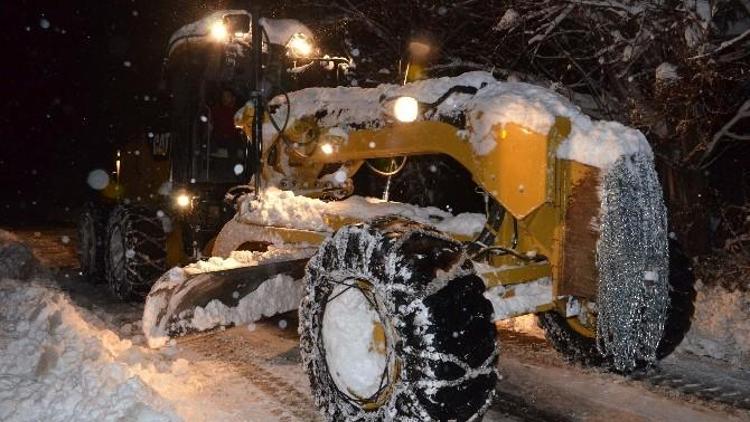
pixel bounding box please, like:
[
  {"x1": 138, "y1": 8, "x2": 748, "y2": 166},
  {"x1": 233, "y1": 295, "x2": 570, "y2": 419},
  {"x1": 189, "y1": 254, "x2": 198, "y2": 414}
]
[{"x1": 0, "y1": 1, "x2": 250, "y2": 224}]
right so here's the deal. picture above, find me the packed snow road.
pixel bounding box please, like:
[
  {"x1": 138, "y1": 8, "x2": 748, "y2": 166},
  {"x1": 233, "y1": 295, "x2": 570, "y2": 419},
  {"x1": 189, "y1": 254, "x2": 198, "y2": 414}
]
[{"x1": 1, "y1": 227, "x2": 749, "y2": 421}]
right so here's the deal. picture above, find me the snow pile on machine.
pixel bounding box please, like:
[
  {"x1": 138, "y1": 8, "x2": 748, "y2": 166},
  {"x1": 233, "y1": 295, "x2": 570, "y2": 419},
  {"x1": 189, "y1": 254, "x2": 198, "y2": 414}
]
[
  {"x1": 255, "y1": 70, "x2": 652, "y2": 170},
  {"x1": 237, "y1": 186, "x2": 486, "y2": 236}
]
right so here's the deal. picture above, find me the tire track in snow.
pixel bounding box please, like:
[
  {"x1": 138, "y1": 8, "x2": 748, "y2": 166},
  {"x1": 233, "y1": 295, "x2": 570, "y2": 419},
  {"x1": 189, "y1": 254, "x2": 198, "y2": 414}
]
[
  {"x1": 177, "y1": 320, "x2": 321, "y2": 421},
  {"x1": 501, "y1": 329, "x2": 750, "y2": 411}
]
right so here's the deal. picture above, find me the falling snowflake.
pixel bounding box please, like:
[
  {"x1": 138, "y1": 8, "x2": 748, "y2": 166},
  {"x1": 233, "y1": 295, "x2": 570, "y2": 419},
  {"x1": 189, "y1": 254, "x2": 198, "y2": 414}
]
[
  {"x1": 86, "y1": 169, "x2": 110, "y2": 190},
  {"x1": 233, "y1": 164, "x2": 244, "y2": 175},
  {"x1": 61, "y1": 236, "x2": 70, "y2": 245},
  {"x1": 278, "y1": 319, "x2": 288, "y2": 330},
  {"x1": 39, "y1": 18, "x2": 50, "y2": 29}
]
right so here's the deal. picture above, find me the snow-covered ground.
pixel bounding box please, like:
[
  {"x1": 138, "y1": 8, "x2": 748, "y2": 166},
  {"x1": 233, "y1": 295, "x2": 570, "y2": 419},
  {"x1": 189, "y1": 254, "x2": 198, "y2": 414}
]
[
  {"x1": 0, "y1": 231, "x2": 313, "y2": 421},
  {"x1": 2, "y1": 228, "x2": 749, "y2": 421},
  {"x1": 678, "y1": 280, "x2": 750, "y2": 368}
]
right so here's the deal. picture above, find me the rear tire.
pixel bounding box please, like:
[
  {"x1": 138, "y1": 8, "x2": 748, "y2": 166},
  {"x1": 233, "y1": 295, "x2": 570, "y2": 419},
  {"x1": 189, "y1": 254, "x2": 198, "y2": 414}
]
[
  {"x1": 77, "y1": 202, "x2": 109, "y2": 283},
  {"x1": 300, "y1": 216, "x2": 497, "y2": 421},
  {"x1": 538, "y1": 239, "x2": 696, "y2": 371},
  {"x1": 105, "y1": 205, "x2": 167, "y2": 301}
]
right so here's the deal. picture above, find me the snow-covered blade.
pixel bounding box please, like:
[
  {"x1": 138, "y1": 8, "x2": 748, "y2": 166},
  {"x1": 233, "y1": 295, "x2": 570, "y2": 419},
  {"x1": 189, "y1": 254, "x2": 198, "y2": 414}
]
[{"x1": 143, "y1": 248, "x2": 315, "y2": 348}]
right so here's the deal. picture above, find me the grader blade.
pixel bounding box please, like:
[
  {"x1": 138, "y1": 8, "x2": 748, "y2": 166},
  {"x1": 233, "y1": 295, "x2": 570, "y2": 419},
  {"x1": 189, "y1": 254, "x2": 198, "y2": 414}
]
[{"x1": 143, "y1": 258, "x2": 309, "y2": 347}]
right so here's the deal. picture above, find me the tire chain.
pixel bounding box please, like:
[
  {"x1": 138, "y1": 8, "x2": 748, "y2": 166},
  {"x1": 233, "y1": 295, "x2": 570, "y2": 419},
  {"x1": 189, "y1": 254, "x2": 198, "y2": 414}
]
[{"x1": 107, "y1": 205, "x2": 167, "y2": 300}]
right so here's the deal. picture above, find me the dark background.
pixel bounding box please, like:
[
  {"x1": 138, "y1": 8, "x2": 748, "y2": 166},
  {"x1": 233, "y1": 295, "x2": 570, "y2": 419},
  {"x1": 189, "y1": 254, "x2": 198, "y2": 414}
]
[
  {"x1": 1, "y1": 1, "x2": 748, "y2": 285},
  {"x1": 0, "y1": 1, "x2": 258, "y2": 223}
]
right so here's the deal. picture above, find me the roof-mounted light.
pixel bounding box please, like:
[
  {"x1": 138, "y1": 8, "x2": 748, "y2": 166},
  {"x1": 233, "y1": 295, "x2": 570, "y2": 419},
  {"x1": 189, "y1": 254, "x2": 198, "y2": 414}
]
[
  {"x1": 210, "y1": 21, "x2": 229, "y2": 42},
  {"x1": 287, "y1": 32, "x2": 314, "y2": 58}
]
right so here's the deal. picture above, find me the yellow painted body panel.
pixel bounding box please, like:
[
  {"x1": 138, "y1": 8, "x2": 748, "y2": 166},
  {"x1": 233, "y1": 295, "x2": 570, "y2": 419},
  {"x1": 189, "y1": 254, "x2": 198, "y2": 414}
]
[
  {"x1": 304, "y1": 119, "x2": 571, "y2": 220},
  {"x1": 229, "y1": 113, "x2": 601, "y2": 328}
]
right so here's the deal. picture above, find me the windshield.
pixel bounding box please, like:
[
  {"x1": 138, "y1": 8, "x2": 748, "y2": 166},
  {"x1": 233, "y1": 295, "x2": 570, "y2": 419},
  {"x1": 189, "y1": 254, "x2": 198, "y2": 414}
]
[{"x1": 191, "y1": 87, "x2": 247, "y2": 184}]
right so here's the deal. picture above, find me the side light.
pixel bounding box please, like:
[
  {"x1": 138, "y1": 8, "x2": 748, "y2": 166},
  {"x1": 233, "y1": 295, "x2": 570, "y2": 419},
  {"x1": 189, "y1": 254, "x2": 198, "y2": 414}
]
[
  {"x1": 287, "y1": 32, "x2": 313, "y2": 58},
  {"x1": 175, "y1": 193, "x2": 191, "y2": 208},
  {"x1": 210, "y1": 21, "x2": 229, "y2": 42},
  {"x1": 320, "y1": 143, "x2": 334, "y2": 155},
  {"x1": 393, "y1": 96, "x2": 419, "y2": 123}
]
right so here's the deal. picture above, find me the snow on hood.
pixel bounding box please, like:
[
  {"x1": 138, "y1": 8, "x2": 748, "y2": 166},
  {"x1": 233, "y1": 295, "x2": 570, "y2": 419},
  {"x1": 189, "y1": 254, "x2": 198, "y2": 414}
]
[
  {"x1": 168, "y1": 10, "x2": 313, "y2": 56},
  {"x1": 237, "y1": 187, "x2": 487, "y2": 236},
  {"x1": 252, "y1": 71, "x2": 651, "y2": 169}
]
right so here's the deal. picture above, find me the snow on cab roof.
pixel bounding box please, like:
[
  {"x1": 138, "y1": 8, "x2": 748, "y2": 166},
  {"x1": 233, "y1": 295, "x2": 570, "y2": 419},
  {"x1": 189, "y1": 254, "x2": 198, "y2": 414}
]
[
  {"x1": 168, "y1": 10, "x2": 314, "y2": 57},
  {"x1": 257, "y1": 71, "x2": 652, "y2": 169}
]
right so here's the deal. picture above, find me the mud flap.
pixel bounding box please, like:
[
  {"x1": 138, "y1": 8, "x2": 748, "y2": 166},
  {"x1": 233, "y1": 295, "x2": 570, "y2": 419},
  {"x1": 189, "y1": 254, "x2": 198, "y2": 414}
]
[{"x1": 143, "y1": 258, "x2": 309, "y2": 347}]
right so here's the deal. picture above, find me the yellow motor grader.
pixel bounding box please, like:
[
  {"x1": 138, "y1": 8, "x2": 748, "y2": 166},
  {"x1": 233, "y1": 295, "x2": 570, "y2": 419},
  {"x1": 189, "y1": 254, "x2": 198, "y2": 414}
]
[
  {"x1": 143, "y1": 73, "x2": 695, "y2": 422},
  {"x1": 78, "y1": 9, "x2": 695, "y2": 422}
]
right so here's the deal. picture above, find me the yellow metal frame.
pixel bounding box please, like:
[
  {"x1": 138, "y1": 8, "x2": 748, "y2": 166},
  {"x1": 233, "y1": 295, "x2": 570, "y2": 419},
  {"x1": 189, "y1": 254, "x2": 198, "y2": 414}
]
[{"x1": 232, "y1": 114, "x2": 599, "y2": 337}]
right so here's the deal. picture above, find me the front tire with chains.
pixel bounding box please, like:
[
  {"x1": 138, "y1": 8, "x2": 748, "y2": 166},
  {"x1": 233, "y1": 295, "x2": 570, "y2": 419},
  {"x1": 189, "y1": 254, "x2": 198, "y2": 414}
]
[
  {"x1": 537, "y1": 239, "x2": 696, "y2": 371},
  {"x1": 299, "y1": 216, "x2": 497, "y2": 421},
  {"x1": 105, "y1": 205, "x2": 167, "y2": 301}
]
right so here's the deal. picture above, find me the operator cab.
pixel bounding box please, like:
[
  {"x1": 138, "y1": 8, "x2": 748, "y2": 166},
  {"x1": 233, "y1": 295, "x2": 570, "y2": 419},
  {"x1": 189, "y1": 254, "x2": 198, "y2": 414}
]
[{"x1": 149, "y1": 10, "x2": 346, "y2": 257}]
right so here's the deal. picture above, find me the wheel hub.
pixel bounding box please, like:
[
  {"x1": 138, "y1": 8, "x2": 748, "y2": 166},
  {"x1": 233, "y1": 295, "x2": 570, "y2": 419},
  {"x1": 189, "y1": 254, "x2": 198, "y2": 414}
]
[{"x1": 322, "y1": 280, "x2": 397, "y2": 407}]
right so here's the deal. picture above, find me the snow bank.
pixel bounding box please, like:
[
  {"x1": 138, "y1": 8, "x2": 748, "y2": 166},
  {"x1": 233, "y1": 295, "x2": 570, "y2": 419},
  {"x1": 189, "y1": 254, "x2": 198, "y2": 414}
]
[
  {"x1": 238, "y1": 186, "x2": 486, "y2": 236},
  {"x1": 678, "y1": 282, "x2": 750, "y2": 367},
  {"x1": 0, "y1": 230, "x2": 47, "y2": 281},
  {"x1": 256, "y1": 71, "x2": 652, "y2": 169},
  {"x1": 0, "y1": 278, "x2": 179, "y2": 421}
]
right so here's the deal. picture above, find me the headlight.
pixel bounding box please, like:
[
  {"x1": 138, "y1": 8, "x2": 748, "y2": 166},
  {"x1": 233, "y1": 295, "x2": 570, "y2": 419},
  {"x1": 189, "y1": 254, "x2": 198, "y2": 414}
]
[
  {"x1": 320, "y1": 143, "x2": 334, "y2": 155},
  {"x1": 287, "y1": 32, "x2": 313, "y2": 58},
  {"x1": 393, "y1": 96, "x2": 419, "y2": 123},
  {"x1": 175, "y1": 193, "x2": 191, "y2": 208},
  {"x1": 210, "y1": 21, "x2": 229, "y2": 42}
]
